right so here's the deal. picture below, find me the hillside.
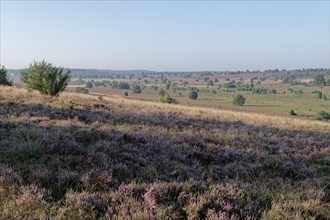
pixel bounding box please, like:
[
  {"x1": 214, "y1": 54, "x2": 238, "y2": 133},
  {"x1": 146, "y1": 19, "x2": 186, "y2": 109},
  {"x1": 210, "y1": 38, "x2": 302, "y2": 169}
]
[{"x1": 0, "y1": 86, "x2": 329, "y2": 219}]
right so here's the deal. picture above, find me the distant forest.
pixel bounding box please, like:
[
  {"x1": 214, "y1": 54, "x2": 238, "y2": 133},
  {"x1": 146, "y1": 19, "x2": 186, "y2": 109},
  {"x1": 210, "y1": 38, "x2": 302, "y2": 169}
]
[{"x1": 7, "y1": 68, "x2": 329, "y2": 79}]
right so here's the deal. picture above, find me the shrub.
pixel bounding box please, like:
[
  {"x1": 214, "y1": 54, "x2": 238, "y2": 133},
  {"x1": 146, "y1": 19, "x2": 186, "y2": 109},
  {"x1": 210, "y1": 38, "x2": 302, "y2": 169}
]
[
  {"x1": 132, "y1": 85, "x2": 142, "y2": 93},
  {"x1": 189, "y1": 90, "x2": 198, "y2": 100},
  {"x1": 118, "y1": 82, "x2": 130, "y2": 89},
  {"x1": 158, "y1": 88, "x2": 166, "y2": 96},
  {"x1": 86, "y1": 81, "x2": 93, "y2": 88},
  {"x1": 233, "y1": 94, "x2": 246, "y2": 106},
  {"x1": 0, "y1": 66, "x2": 12, "y2": 86},
  {"x1": 124, "y1": 91, "x2": 128, "y2": 96},
  {"x1": 75, "y1": 87, "x2": 89, "y2": 94},
  {"x1": 316, "y1": 111, "x2": 330, "y2": 120},
  {"x1": 159, "y1": 94, "x2": 177, "y2": 104},
  {"x1": 21, "y1": 60, "x2": 71, "y2": 96},
  {"x1": 289, "y1": 109, "x2": 297, "y2": 116}
]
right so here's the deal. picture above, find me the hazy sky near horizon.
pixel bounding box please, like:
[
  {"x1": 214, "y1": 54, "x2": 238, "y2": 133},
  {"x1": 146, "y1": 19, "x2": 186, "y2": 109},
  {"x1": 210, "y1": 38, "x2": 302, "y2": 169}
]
[{"x1": 1, "y1": 1, "x2": 329, "y2": 71}]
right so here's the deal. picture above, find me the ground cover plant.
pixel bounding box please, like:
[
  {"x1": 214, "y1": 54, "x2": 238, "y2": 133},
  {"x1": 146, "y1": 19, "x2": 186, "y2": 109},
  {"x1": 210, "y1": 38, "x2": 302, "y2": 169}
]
[{"x1": 0, "y1": 86, "x2": 329, "y2": 219}]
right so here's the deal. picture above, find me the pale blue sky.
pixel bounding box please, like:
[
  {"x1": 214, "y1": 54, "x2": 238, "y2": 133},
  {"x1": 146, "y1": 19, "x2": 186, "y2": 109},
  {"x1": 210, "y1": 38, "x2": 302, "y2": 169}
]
[{"x1": 1, "y1": 1, "x2": 329, "y2": 71}]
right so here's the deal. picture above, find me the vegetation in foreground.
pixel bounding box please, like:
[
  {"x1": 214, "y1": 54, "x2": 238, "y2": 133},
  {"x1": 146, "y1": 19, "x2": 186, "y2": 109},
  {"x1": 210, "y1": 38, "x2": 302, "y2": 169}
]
[{"x1": 0, "y1": 86, "x2": 329, "y2": 219}]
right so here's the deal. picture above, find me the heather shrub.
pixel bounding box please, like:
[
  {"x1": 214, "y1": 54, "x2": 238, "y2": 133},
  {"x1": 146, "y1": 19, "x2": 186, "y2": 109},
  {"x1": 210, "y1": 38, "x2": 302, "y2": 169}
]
[
  {"x1": 82, "y1": 169, "x2": 117, "y2": 191},
  {"x1": 57, "y1": 170, "x2": 82, "y2": 193},
  {"x1": 1, "y1": 185, "x2": 50, "y2": 219},
  {"x1": 263, "y1": 197, "x2": 329, "y2": 220},
  {"x1": 144, "y1": 183, "x2": 183, "y2": 208},
  {"x1": 58, "y1": 192, "x2": 107, "y2": 219}
]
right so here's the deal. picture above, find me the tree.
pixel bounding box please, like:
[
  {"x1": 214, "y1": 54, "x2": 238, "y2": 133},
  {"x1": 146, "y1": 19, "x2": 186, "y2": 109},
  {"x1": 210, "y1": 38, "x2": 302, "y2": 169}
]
[
  {"x1": 0, "y1": 65, "x2": 12, "y2": 86},
  {"x1": 289, "y1": 109, "x2": 297, "y2": 116},
  {"x1": 313, "y1": 74, "x2": 326, "y2": 86},
  {"x1": 189, "y1": 90, "x2": 198, "y2": 100},
  {"x1": 159, "y1": 93, "x2": 177, "y2": 104},
  {"x1": 124, "y1": 91, "x2": 128, "y2": 96},
  {"x1": 86, "y1": 81, "x2": 93, "y2": 88},
  {"x1": 233, "y1": 94, "x2": 246, "y2": 106},
  {"x1": 118, "y1": 82, "x2": 130, "y2": 89},
  {"x1": 21, "y1": 60, "x2": 71, "y2": 96},
  {"x1": 132, "y1": 84, "x2": 142, "y2": 93}
]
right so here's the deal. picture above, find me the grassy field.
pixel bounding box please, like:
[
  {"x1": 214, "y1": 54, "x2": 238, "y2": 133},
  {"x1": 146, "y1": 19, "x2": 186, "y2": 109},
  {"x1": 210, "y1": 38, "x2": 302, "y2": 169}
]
[
  {"x1": 67, "y1": 74, "x2": 330, "y2": 119},
  {"x1": 0, "y1": 85, "x2": 329, "y2": 219}
]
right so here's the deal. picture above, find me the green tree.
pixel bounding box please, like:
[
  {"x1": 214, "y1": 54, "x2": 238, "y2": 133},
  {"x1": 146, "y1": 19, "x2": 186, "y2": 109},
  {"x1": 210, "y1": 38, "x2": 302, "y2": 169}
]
[
  {"x1": 86, "y1": 81, "x2": 93, "y2": 88},
  {"x1": 313, "y1": 74, "x2": 326, "y2": 86},
  {"x1": 159, "y1": 93, "x2": 177, "y2": 104},
  {"x1": 0, "y1": 65, "x2": 12, "y2": 86},
  {"x1": 233, "y1": 94, "x2": 246, "y2": 106},
  {"x1": 132, "y1": 84, "x2": 142, "y2": 93},
  {"x1": 21, "y1": 60, "x2": 71, "y2": 96},
  {"x1": 189, "y1": 90, "x2": 198, "y2": 100},
  {"x1": 289, "y1": 109, "x2": 297, "y2": 116}
]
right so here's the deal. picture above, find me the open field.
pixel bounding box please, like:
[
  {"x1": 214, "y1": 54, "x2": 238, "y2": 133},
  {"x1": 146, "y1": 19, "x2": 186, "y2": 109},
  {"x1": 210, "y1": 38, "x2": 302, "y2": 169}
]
[
  {"x1": 67, "y1": 70, "x2": 330, "y2": 119},
  {"x1": 0, "y1": 86, "x2": 329, "y2": 219}
]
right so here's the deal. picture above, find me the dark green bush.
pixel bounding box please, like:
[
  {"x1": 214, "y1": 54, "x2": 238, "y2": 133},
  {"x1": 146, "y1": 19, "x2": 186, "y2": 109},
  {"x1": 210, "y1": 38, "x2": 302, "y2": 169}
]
[
  {"x1": 316, "y1": 111, "x2": 330, "y2": 120},
  {"x1": 289, "y1": 109, "x2": 297, "y2": 116},
  {"x1": 159, "y1": 94, "x2": 177, "y2": 104},
  {"x1": 233, "y1": 94, "x2": 246, "y2": 106},
  {"x1": 86, "y1": 81, "x2": 93, "y2": 88},
  {"x1": 189, "y1": 90, "x2": 198, "y2": 100},
  {"x1": 0, "y1": 66, "x2": 12, "y2": 86},
  {"x1": 21, "y1": 60, "x2": 71, "y2": 96},
  {"x1": 132, "y1": 84, "x2": 142, "y2": 93}
]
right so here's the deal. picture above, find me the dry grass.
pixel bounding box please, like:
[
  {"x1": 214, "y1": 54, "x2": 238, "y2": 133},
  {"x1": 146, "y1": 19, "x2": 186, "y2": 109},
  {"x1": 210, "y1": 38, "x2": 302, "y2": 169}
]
[
  {"x1": 0, "y1": 85, "x2": 329, "y2": 219},
  {"x1": 1, "y1": 86, "x2": 328, "y2": 132}
]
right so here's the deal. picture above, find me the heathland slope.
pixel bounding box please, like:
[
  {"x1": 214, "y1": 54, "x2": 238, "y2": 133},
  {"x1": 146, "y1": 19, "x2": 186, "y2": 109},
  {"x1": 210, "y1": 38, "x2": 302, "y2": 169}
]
[{"x1": 0, "y1": 86, "x2": 329, "y2": 219}]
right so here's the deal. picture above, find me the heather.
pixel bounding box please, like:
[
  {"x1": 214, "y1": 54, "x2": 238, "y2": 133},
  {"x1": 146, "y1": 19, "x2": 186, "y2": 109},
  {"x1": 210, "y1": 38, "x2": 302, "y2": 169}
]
[{"x1": 0, "y1": 86, "x2": 329, "y2": 219}]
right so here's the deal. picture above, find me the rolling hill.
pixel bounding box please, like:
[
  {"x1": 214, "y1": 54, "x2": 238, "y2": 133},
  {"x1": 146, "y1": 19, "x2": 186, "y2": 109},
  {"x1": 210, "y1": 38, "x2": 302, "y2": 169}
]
[{"x1": 0, "y1": 86, "x2": 329, "y2": 219}]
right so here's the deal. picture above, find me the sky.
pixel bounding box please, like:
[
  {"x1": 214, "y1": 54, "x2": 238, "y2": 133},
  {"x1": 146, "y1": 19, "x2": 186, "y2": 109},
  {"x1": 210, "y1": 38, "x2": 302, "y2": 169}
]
[{"x1": 0, "y1": 1, "x2": 329, "y2": 71}]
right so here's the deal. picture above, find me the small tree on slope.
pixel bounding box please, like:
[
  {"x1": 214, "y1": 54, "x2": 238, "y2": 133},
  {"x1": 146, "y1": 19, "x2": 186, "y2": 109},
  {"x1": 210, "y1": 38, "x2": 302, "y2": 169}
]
[{"x1": 21, "y1": 60, "x2": 71, "y2": 96}]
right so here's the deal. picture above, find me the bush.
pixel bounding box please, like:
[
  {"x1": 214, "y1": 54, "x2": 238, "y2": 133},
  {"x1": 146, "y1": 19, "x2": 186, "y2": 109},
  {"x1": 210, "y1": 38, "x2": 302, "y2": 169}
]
[
  {"x1": 132, "y1": 85, "x2": 142, "y2": 93},
  {"x1": 189, "y1": 90, "x2": 198, "y2": 100},
  {"x1": 118, "y1": 82, "x2": 130, "y2": 90},
  {"x1": 233, "y1": 94, "x2": 246, "y2": 106},
  {"x1": 75, "y1": 87, "x2": 89, "y2": 94},
  {"x1": 289, "y1": 109, "x2": 297, "y2": 116},
  {"x1": 124, "y1": 91, "x2": 128, "y2": 96},
  {"x1": 21, "y1": 60, "x2": 71, "y2": 96},
  {"x1": 0, "y1": 66, "x2": 12, "y2": 86},
  {"x1": 86, "y1": 81, "x2": 93, "y2": 88},
  {"x1": 159, "y1": 94, "x2": 177, "y2": 104},
  {"x1": 316, "y1": 111, "x2": 330, "y2": 120},
  {"x1": 158, "y1": 88, "x2": 166, "y2": 96}
]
